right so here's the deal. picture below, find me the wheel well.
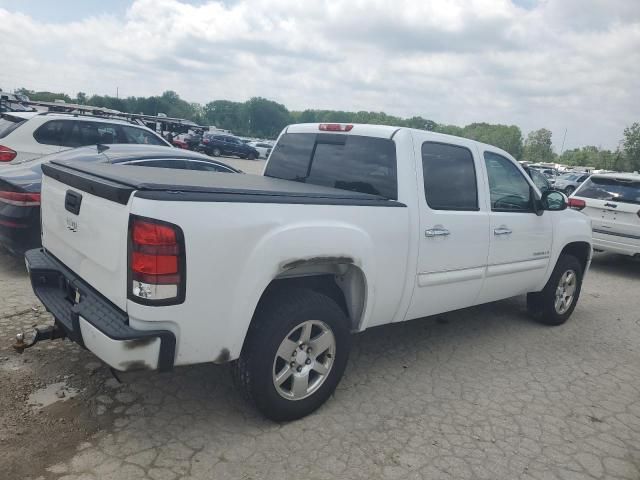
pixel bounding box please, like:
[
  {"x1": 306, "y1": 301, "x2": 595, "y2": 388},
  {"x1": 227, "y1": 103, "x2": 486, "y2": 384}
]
[
  {"x1": 561, "y1": 242, "x2": 591, "y2": 273},
  {"x1": 255, "y1": 263, "x2": 366, "y2": 332}
]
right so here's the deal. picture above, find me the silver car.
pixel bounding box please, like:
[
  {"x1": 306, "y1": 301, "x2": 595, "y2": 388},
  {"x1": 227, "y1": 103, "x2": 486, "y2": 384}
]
[{"x1": 554, "y1": 172, "x2": 590, "y2": 195}]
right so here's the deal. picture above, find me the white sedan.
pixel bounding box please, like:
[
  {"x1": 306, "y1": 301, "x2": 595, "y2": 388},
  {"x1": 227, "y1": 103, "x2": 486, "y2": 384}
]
[
  {"x1": 570, "y1": 173, "x2": 640, "y2": 256},
  {"x1": 247, "y1": 141, "x2": 273, "y2": 159}
]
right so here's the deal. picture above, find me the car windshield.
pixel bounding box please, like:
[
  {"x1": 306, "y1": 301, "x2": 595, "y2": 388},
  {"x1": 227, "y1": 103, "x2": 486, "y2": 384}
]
[{"x1": 577, "y1": 177, "x2": 640, "y2": 205}]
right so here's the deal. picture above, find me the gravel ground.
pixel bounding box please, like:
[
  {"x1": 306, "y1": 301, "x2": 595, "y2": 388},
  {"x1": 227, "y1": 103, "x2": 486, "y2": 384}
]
[{"x1": 0, "y1": 248, "x2": 639, "y2": 480}]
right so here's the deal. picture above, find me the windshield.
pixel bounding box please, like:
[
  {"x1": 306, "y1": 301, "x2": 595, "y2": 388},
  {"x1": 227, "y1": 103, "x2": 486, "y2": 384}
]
[{"x1": 577, "y1": 177, "x2": 640, "y2": 205}]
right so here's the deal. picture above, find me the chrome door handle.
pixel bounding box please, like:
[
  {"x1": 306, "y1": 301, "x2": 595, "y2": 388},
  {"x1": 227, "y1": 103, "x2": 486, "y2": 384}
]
[
  {"x1": 494, "y1": 226, "x2": 512, "y2": 236},
  {"x1": 425, "y1": 226, "x2": 450, "y2": 237}
]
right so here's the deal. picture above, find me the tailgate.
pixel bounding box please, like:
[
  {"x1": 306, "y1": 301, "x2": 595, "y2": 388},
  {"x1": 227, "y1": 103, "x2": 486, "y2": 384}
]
[{"x1": 40, "y1": 171, "x2": 132, "y2": 311}]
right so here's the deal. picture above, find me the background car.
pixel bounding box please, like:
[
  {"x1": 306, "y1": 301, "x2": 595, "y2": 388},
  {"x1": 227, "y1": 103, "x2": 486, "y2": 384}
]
[
  {"x1": 248, "y1": 141, "x2": 273, "y2": 159},
  {"x1": 0, "y1": 144, "x2": 240, "y2": 255},
  {"x1": 199, "y1": 133, "x2": 260, "y2": 160},
  {"x1": 554, "y1": 172, "x2": 590, "y2": 195},
  {"x1": 570, "y1": 173, "x2": 640, "y2": 256},
  {"x1": 0, "y1": 111, "x2": 171, "y2": 165}
]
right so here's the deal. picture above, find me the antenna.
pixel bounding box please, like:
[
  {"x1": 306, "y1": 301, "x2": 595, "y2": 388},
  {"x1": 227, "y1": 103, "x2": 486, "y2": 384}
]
[{"x1": 560, "y1": 128, "x2": 567, "y2": 154}]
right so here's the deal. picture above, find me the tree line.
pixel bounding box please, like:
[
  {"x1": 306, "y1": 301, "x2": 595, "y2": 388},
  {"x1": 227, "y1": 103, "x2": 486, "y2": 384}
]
[{"x1": 14, "y1": 88, "x2": 640, "y2": 172}]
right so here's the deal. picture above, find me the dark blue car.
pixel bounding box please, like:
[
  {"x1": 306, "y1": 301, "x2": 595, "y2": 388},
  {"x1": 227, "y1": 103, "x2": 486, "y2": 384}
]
[
  {"x1": 199, "y1": 133, "x2": 260, "y2": 160},
  {"x1": 0, "y1": 144, "x2": 240, "y2": 255}
]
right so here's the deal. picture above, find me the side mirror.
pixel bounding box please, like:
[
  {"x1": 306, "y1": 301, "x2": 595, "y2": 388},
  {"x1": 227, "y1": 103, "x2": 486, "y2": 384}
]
[{"x1": 542, "y1": 190, "x2": 567, "y2": 211}]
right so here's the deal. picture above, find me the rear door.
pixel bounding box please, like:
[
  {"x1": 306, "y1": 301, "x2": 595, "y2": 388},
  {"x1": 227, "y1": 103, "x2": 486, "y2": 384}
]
[
  {"x1": 40, "y1": 172, "x2": 132, "y2": 310},
  {"x1": 478, "y1": 150, "x2": 552, "y2": 303},
  {"x1": 406, "y1": 137, "x2": 490, "y2": 320}
]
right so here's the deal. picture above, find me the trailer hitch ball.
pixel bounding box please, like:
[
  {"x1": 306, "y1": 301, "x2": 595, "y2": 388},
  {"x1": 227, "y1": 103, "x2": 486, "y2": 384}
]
[
  {"x1": 13, "y1": 332, "x2": 29, "y2": 354},
  {"x1": 12, "y1": 325, "x2": 65, "y2": 353}
]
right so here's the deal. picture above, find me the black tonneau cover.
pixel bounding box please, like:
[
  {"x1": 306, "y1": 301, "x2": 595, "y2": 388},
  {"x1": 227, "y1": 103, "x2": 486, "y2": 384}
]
[{"x1": 42, "y1": 160, "x2": 405, "y2": 207}]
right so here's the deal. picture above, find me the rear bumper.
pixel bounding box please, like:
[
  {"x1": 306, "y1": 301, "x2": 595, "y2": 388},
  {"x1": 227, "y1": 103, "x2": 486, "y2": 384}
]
[
  {"x1": 25, "y1": 248, "x2": 176, "y2": 371},
  {"x1": 593, "y1": 230, "x2": 640, "y2": 256}
]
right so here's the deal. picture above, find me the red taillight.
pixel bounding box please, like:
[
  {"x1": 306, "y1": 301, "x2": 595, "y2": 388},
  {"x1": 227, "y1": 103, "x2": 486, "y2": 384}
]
[
  {"x1": 0, "y1": 191, "x2": 41, "y2": 206},
  {"x1": 568, "y1": 198, "x2": 586, "y2": 211},
  {"x1": 133, "y1": 220, "x2": 177, "y2": 246},
  {"x1": 0, "y1": 146, "x2": 17, "y2": 162},
  {"x1": 319, "y1": 123, "x2": 353, "y2": 132},
  {"x1": 129, "y1": 217, "x2": 184, "y2": 303},
  {"x1": 203, "y1": 138, "x2": 210, "y2": 144}
]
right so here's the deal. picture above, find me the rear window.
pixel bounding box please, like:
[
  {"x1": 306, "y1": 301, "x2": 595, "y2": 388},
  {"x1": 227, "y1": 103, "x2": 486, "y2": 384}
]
[
  {"x1": 0, "y1": 115, "x2": 26, "y2": 139},
  {"x1": 265, "y1": 133, "x2": 397, "y2": 199},
  {"x1": 576, "y1": 177, "x2": 640, "y2": 205}
]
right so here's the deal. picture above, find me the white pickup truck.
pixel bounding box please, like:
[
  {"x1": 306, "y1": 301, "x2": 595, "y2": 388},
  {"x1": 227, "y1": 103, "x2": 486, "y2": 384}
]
[{"x1": 23, "y1": 123, "x2": 592, "y2": 421}]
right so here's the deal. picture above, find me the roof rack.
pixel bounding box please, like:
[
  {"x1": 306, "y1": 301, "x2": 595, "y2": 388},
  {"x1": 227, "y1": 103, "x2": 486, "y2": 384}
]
[{"x1": 19, "y1": 100, "x2": 206, "y2": 130}]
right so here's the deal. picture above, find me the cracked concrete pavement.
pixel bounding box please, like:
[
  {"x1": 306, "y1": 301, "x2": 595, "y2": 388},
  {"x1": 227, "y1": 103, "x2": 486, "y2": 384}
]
[{"x1": 1, "y1": 249, "x2": 639, "y2": 480}]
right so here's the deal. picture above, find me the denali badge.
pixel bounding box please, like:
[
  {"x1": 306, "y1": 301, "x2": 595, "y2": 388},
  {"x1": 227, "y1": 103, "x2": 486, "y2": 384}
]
[{"x1": 66, "y1": 217, "x2": 78, "y2": 233}]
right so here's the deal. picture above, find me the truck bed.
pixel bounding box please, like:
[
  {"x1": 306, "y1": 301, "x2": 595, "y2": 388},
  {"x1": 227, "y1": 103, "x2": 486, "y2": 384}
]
[{"x1": 42, "y1": 160, "x2": 405, "y2": 207}]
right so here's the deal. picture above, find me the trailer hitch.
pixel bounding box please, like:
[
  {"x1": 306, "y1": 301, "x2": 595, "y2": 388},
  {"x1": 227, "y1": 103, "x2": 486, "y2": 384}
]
[{"x1": 13, "y1": 325, "x2": 66, "y2": 353}]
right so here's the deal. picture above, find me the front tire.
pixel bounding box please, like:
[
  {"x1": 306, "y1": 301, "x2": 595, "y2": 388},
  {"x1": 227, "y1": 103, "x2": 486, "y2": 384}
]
[
  {"x1": 527, "y1": 254, "x2": 583, "y2": 325},
  {"x1": 247, "y1": 152, "x2": 257, "y2": 160},
  {"x1": 564, "y1": 186, "x2": 575, "y2": 196},
  {"x1": 234, "y1": 288, "x2": 351, "y2": 422}
]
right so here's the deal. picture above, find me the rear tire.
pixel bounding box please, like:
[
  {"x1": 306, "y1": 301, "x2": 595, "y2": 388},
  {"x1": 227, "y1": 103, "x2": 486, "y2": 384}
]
[
  {"x1": 527, "y1": 254, "x2": 583, "y2": 326},
  {"x1": 564, "y1": 186, "x2": 575, "y2": 196},
  {"x1": 234, "y1": 288, "x2": 351, "y2": 422},
  {"x1": 212, "y1": 147, "x2": 222, "y2": 157}
]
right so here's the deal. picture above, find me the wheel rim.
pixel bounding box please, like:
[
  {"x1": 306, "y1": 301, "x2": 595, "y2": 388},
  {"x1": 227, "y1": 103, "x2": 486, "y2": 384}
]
[
  {"x1": 272, "y1": 320, "x2": 336, "y2": 401},
  {"x1": 555, "y1": 269, "x2": 577, "y2": 315}
]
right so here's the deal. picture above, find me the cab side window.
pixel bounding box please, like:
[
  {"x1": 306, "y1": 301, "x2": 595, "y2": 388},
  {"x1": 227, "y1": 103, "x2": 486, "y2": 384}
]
[
  {"x1": 484, "y1": 151, "x2": 532, "y2": 212},
  {"x1": 422, "y1": 142, "x2": 478, "y2": 211}
]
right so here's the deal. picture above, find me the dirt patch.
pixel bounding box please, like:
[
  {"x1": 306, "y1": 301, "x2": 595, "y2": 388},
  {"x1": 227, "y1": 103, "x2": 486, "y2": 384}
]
[{"x1": 0, "y1": 309, "x2": 117, "y2": 479}]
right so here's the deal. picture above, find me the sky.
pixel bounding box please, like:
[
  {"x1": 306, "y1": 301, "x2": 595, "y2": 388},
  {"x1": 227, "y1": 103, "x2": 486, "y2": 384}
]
[{"x1": 1, "y1": 0, "x2": 638, "y2": 151}]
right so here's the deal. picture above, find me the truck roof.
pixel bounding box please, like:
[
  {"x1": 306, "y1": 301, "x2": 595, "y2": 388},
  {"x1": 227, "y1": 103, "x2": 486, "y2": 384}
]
[{"x1": 285, "y1": 123, "x2": 516, "y2": 159}]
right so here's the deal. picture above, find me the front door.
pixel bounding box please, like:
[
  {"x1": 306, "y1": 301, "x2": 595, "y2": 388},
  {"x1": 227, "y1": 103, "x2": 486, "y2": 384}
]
[
  {"x1": 406, "y1": 138, "x2": 490, "y2": 320},
  {"x1": 477, "y1": 150, "x2": 553, "y2": 303}
]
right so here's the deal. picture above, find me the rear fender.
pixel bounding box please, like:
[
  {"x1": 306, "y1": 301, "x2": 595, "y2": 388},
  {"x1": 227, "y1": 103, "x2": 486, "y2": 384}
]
[{"x1": 226, "y1": 222, "x2": 375, "y2": 358}]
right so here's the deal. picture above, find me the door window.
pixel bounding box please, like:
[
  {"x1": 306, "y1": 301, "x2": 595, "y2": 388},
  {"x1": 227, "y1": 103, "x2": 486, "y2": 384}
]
[
  {"x1": 528, "y1": 168, "x2": 551, "y2": 193},
  {"x1": 484, "y1": 151, "x2": 533, "y2": 212},
  {"x1": 422, "y1": 142, "x2": 478, "y2": 211}
]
